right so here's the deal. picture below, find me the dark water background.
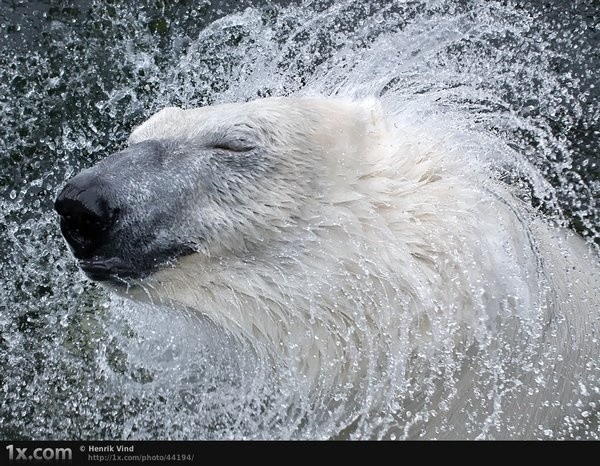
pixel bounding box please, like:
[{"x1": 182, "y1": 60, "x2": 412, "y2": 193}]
[{"x1": 0, "y1": 0, "x2": 598, "y2": 439}]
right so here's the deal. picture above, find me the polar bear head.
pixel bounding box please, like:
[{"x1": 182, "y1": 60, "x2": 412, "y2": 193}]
[
  {"x1": 54, "y1": 97, "x2": 388, "y2": 284},
  {"x1": 54, "y1": 97, "x2": 600, "y2": 439}
]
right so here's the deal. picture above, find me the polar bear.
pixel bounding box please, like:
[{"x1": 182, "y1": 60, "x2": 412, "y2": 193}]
[{"x1": 55, "y1": 97, "x2": 599, "y2": 439}]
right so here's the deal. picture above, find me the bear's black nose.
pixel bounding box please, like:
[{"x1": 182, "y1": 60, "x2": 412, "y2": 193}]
[{"x1": 54, "y1": 175, "x2": 117, "y2": 259}]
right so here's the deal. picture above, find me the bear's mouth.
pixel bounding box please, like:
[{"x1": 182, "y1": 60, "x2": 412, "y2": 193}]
[
  {"x1": 78, "y1": 256, "x2": 141, "y2": 282},
  {"x1": 77, "y1": 243, "x2": 196, "y2": 283}
]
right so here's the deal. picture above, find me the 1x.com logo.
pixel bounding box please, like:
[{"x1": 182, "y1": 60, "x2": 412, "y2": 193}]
[{"x1": 6, "y1": 445, "x2": 72, "y2": 461}]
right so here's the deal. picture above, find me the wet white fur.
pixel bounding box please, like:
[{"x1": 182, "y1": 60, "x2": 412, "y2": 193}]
[{"x1": 121, "y1": 97, "x2": 599, "y2": 439}]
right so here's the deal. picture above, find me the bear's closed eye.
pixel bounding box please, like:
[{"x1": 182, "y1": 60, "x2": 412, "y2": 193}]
[{"x1": 212, "y1": 141, "x2": 255, "y2": 153}]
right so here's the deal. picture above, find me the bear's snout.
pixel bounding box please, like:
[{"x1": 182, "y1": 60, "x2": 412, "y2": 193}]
[
  {"x1": 55, "y1": 172, "x2": 118, "y2": 266},
  {"x1": 54, "y1": 140, "x2": 203, "y2": 282}
]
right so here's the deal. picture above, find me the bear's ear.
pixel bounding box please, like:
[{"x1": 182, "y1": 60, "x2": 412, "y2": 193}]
[{"x1": 128, "y1": 107, "x2": 185, "y2": 145}]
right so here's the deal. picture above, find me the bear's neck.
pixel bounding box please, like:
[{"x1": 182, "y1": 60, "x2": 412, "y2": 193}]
[{"x1": 119, "y1": 140, "x2": 538, "y2": 387}]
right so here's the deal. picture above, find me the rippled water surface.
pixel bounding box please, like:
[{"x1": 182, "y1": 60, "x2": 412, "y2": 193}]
[{"x1": 1, "y1": 0, "x2": 598, "y2": 439}]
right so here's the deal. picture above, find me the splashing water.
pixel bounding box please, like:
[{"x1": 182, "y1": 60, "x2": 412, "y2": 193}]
[{"x1": 1, "y1": 0, "x2": 598, "y2": 439}]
